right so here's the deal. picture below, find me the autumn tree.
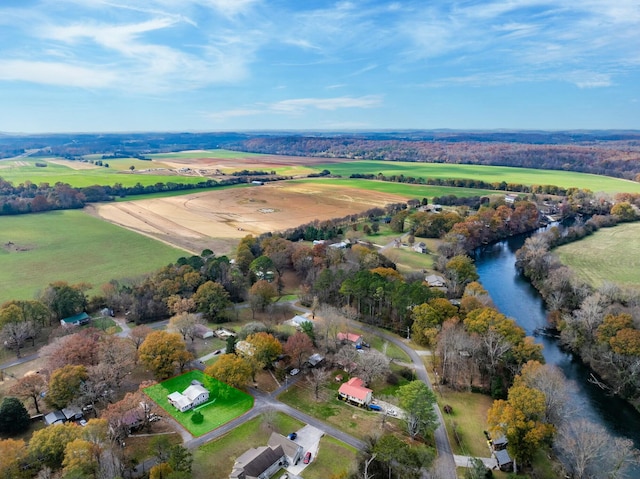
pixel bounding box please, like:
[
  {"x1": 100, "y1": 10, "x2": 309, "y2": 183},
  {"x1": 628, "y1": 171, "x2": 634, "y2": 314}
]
[
  {"x1": 46, "y1": 364, "x2": 88, "y2": 409},
  {"x1": 248, "y1": 280, "x2": 277, "y2": 315},
  {"x1": 205, "y1": 354, "x2": 252, "y2": 389},
  {"x1": 487, "y1": 383, "x2": 555, "y2": 470},
  {"x1": 103, "y1": 382, "x2": 162, "y2": 442},
  {"x1": 284, "y1": 332, "x2": 314, "y2": 369},
  {"x1": 193, "y1": 280, "x2": 231, "y2": 321},
  {"x1": 0, "y1": 397, "x2": 30, "y2": 435},
  {"x1": 245, "y1": 332, "x2": 282, "y2": 370},
  {"x1": 139, "y1": 331, "x2": 193, "y2": 379},
  {"x1": 514, "y1": 361, "x2": 568, "y2": 426},
  {"x1": 62, "y1": 438, "x2": 98, "y2": 478},
  {"x1": 28, "y1": 422, "x2": 82, "y2": 469},
  {"x1": 0, "y1": 438, "x2": 29, "y2": 479},
  {"x1": 398, "y1": 381, "x2": 438, "y2": 440},
  {"x1": 9, "y1": 372, "x2": 47, "y2": 414},
  {"x1": 39, "y1": 329, "x2": 102, "y2": 372},
  {"x1": 444, "y1": 255, "x2": 479, "y2": 296}
]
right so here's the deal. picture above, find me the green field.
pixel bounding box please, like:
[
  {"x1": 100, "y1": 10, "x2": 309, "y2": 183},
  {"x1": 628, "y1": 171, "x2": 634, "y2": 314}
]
[
  {"x1": 0, "y1": 158, "x2": 208, "y2": 188},
  {"x1": 143, "y1": 370, "x2": 254, "y2": 437},
  {"x1": 0, "y1": 210, "x2": 187, "y2": 303},
  {"x1": 312, "y1": 160, "x2": 640, "y2": 194},
  {"x1": 289, "y1": 178, "x2": 500, "y2": 199},
  {"x1": 555, "y1": 222, "x2": 640, "y2": 288}
]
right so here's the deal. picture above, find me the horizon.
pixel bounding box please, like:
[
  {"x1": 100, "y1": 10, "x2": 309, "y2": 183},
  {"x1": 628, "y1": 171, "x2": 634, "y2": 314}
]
[{"x1": 1, "y1": 1, "x2": 639, "y2": 133}]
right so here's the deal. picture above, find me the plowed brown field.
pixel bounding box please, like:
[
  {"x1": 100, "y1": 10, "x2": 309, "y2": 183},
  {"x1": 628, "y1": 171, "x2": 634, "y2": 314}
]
[{"x1": 89, "y1": 181, "x2": 408, "y2": 255}]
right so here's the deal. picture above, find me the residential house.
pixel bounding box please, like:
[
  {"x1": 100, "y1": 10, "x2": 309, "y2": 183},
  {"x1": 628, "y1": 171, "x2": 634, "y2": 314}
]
[
  {"x1": 329, "y1": 241, "x2": 349, "y2": 249},
  {"x1": 505, "y1": 194, "x2": 519, "y2": 205},
  {"x1": 413, "y1": 242, "x2": 428, "y2": 254},
  {"x1": 194, "y1": 324, "x2": 214, "y2": 339},
  {"x1": 60, "y1": 312, "x2": 90, "y2": 327},
  {"x1": 288, "y1": 314, "x2": 312, "y2": 329},
  {"x1": 337, "y1": 332, "x2": 363, "y2": 347},
  {"x1": 425, "y1": 274, "x2": 446, "y2": 288},
  {"x1": 338, "y1": 377, "x2": 373, "y2": 406},
  {"x1": 229, "y1": 444, "x2": 287, "y2": 479},
  {"x1": 167, "y1": 380, "x2": 209, "y2": 412},
  {"x1": 267, "y1": 432, "x2": 303, "y2": 466}
]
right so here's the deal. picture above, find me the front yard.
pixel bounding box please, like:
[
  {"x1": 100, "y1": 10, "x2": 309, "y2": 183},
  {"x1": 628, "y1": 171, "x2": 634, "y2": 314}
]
[{"x1": 143, "y1": 370, "x2": 253, "y2": 436}]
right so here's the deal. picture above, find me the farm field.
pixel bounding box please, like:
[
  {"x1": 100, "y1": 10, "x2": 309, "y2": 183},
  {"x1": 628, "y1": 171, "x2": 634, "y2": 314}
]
[
  {"x1": 90, "y1": 181, "x2": 413, "y2": 255},
  {"x1": 0, "y1": 210, "x2": 187, "y2": 303},
  {"x1": 312, "y1": 160, "x2": 640, "y2": 194},
  {"x1": 554, "y1": 222, "x2": 640, "y2": 288},
  {"x1": 143, "y1": 370, "x2": 254, "y2": 437}
]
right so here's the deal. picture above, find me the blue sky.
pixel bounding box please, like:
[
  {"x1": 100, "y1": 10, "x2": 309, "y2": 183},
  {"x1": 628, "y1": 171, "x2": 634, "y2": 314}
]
[{"x1": 1, "y1": 0, "x2": 639, "y2": 133}]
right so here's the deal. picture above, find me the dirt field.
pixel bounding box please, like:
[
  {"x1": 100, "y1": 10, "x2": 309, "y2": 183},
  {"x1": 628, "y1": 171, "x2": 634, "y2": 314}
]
[{"x1": 90, "y1": 181, "x2": 408, "y2": 255}]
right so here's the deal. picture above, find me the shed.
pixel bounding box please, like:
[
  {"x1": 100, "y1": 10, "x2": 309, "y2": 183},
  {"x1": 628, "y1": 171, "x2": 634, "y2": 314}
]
[
  {"x1": 494, "y1": 449, "x2": 513, "y2": 471},
  {"x1": 307, "y1": 353, "x2": 324, "y2": 367},
  {"x1": 62, "y1": 406, "x2": 83, "y2": 421}
]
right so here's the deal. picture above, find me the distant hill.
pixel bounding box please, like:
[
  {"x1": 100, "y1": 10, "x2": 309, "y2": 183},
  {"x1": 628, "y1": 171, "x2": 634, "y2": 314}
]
[{"x1": 1, "y1": 130, "x2": 639, "y2": 180}]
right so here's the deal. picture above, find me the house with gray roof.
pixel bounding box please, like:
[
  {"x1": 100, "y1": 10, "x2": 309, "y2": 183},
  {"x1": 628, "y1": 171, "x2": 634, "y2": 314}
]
[{"x1": 229, "y1": 444, "x2": 286, "y2": 479}]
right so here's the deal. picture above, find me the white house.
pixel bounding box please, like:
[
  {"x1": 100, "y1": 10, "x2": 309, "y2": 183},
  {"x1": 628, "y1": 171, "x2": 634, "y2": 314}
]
[{"x1": 168, "y1": 380, "x2": 209, "y2": 412}]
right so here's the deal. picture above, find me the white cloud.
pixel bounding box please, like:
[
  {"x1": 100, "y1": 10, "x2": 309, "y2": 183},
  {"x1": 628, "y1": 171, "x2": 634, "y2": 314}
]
[
  {"x1": 270, "y1": 96, "x2": 382, "y2": 113},
  {"x1": 0, "y1": 60, "x2": 117, "y2": 88}
]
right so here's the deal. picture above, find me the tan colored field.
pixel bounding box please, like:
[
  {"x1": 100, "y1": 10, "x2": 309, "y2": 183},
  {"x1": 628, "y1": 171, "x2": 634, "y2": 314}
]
[
  {"x1": 48, "y1": 159, "x2": 100, "y2": 170},
  {"x1": 90, "y1": 182, "x2": 408, "y2": 255}
]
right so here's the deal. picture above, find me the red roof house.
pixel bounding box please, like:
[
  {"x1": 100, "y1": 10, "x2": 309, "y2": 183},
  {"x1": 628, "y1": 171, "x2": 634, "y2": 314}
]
[
  {"x1": 338, "y1": 377, "x2": 372, "y2": 406},
  {"x1": 337, "y1": 332, "x2": 363, "y2": 345}
]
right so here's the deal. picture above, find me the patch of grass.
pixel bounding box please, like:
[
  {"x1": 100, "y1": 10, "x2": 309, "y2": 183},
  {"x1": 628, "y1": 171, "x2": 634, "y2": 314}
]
[
  {"x1": 192, "y1": 412, "x2": 304, "y2": 479},
  {"x1": 382, "y1": 247, "x2": 435, "y2": 273},
  {"x1": 143, "y1": 370, "x2": 253, "y2": 437},
  {"x1": 435, "y1": 389, "x2": 495, "y2": 458},
  {"x1": 555, "y1": 222, "x2": 640, "y2": 288},
  {"x1": 304, "y1": 435, "x2": 358, "y2": 479},
  {"x1": 0, "y1": 210, "x2": 186, "y2": 303},
  {"x1": 310, "y1": 160, "x2": 640, "y2": 194}
]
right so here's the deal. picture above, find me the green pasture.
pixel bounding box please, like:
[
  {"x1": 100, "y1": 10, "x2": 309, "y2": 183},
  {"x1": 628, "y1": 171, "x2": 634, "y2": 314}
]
[
  {"x1": 288, "y1": 178, "x2": 500, "y2": 199},
  {"x1": 0, "y1": 158, "x2": 208, "y2": 188},
  {"x1": 0, "y1": 210, "x2": 186, "y2": 303},
  {"x1": 555, "y1": 222, "x2": 640, "y2": 288},
  {"x1": 311, "y1": 160, "x2": 640, "y2": 194},
  {"x1": 192, "y1": 413, "x2": 304, "y2": 479},
  {"x1": 144, "y1": 370, "x2": 253, "y2": 437},
  {"x1": 382, "y1": 247, "x2": 435, "y2": 273}
]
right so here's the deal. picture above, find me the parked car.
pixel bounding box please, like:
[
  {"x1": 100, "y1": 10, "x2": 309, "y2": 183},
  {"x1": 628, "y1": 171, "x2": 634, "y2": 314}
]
[
  {"x1": 303, "y1": 451, "x2": 312, "y2": 464},
  {"x1": 290, "y1": 368, "x2": 300, "y2": 376},
  {"x1": 288, "y1": 432, "x2": 297, "y2": 440},
  {"x1": 387, "y1": 408, "x2": 398, "y2": 416},
  {"x1": 369, "y1": 404, "x2": 382, "y2": 411}
]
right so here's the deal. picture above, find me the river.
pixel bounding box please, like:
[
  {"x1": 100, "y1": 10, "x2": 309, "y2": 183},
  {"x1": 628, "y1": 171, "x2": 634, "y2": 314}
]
[{"x1": 474, "y1": 232, "x2": 640, "y2": 454}]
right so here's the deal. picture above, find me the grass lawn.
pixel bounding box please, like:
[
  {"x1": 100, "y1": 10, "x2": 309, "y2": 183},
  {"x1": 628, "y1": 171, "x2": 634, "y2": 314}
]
[
  {"x1": 303, "y1": 435, "x2": 358, "y2": 479},
  {"x1": 278, "y1": 379, "x2": 404, "y2": 440},
  {"x1": 143, "y1": 370, "x2": 253, "y2": 437},
  {"x1": 311, "y1": 160, "x2": 640, "y2": 194},
  {"x1": 382, "y1": 247, "x2": 435, "y2": 273},
  {"x1": 192, "y1": 412, "x2": 304, "y2": 479},
  {"x1": 0, "y1": 209, "x2": 187, "y2": 303},
  {"x1": 555, "y1": 222, "x2": 640, "y2": 288},
  {"x1": 436, "y1": 389, "x2": 495, "y2": 458}
]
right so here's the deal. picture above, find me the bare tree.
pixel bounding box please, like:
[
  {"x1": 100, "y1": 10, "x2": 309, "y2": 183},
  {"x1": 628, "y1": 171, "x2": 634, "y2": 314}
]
[
  {"x1": 0, "y1": 320, "x2": 35, "y2": 358},
  {"x1": 335, "y1": 345, "x2": 359, "y2": 375},
  {"x1": 555, "y1": 418, "x2": 640, "y2": 479},
  {"x1": 356, "y1": 349, "x2": 390, "y2": 385},
  {"x1": 168, "y1": 312, "x2": 203, "y2": 342},
  {"x1": 307, "y1": 368, "x2": 331, "y2": 401},
  {"x1": 128, "y1": 324, "x2": 153, "y2": 351}
]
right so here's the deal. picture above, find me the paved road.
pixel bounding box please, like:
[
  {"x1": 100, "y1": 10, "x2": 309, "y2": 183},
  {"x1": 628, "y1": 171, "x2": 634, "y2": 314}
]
[{"x1": 351, "y1": 320, "x2": 458, "y2": 479}]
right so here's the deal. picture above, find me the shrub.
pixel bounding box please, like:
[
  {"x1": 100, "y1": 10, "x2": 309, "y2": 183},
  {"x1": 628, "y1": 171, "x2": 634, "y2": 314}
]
[{"x1": 191, "y1": 411, "x2": 204, "y2": 424}]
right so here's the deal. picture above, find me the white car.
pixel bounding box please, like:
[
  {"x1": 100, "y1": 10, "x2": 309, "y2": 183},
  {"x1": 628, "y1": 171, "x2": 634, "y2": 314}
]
[
  {"x1": 387, "y1": 409, "x2": 397, "y2": 416},
  {"x1": 290, "y1": 368, "x2": 300, "y2": 376}
]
